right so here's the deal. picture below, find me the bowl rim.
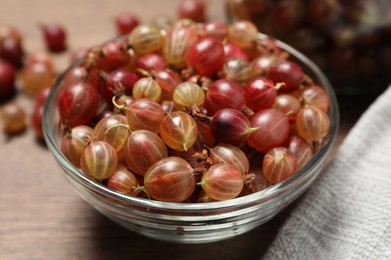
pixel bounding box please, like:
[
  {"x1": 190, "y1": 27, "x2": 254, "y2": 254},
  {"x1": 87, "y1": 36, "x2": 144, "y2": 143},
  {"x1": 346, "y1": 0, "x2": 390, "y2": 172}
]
[{"x1": 43, "y1": 33, "x2": 339, "y2": 211}]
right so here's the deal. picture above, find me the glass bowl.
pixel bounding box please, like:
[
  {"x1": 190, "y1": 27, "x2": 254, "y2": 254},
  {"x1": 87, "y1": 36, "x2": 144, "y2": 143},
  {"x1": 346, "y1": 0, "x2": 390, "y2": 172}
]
[{"x1": 43, "y1": 33, "x2": 339, "y2": 244}]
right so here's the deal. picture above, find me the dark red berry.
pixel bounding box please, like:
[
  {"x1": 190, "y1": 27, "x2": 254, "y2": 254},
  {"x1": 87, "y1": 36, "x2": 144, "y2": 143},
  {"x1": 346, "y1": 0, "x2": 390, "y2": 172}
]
[{"x1": 42, "y1": 23, "x2": 67, "y2": 53}]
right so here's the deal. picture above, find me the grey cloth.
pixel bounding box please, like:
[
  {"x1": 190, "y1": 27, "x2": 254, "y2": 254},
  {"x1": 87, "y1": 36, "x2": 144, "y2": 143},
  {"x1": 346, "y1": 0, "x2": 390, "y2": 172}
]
[{"x1": 264, "y1": 86, "x2": 391, "y2": 260}]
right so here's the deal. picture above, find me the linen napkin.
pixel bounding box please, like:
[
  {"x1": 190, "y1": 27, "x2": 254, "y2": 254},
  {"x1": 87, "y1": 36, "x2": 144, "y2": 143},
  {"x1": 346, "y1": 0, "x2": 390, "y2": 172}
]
[{"x1": 263, "y1": 86, "x2": 391, "y2": 260}]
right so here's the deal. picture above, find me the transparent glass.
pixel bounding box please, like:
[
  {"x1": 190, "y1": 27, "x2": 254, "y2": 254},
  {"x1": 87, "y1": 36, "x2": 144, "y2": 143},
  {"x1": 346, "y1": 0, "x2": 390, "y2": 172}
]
[{"x1": 43, "y1": 34, "x2": 339, "y2": 244}]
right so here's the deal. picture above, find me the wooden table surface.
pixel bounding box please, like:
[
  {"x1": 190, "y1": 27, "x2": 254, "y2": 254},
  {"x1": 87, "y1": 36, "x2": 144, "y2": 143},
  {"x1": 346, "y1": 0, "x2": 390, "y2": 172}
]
[{"x1": 0, "y1": 1, "x2": 378, "y2": 259}]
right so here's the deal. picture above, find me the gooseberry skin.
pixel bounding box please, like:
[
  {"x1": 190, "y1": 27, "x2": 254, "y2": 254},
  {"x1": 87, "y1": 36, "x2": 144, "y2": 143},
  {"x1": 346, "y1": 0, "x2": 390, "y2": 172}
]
[
  {"x1": 136, "y1": 53, "x2": 168, "y2": 72},
  {"x1": 159, "y1": 111, "x2": 198, "y2": 151},
  {"x1": 194, "y1": 121, "x2": 215, "y2": 149},
  {"x1": 186, "y1": 37, "x2": 225, "y2": 76},
  {"x1": 224, "y1": 43, "x2": 248, "y2": 61},
  {"x1": 20, "y1": 61, "x2": 54, "y2": 95},
  {"x1": 41, "y1": 23, "x2": 67, "y2": 52},
  {"x1": 31, "y1": 104, "x2": 44, "y2": 141},
  {"x1": 59, "y1": 82, "x2": 99, "y2": 127},
  {"x1": 210, "y1": 108, "x2": 255, "y2": 145},
  {"x1": 61, "y1": 125, "x2": 94, "y2": 168},
  {"x1": 107, "y1": 168, "x2": 139, "y2": 195},
  {"x1": 263, "y1": 147, "x2": 297, "y2": 184},
  {"x1": 153, "y1": 69, "x2": 182, "y2": 100},
  {"x1": 220, "y1": 58, "x2": 253, "y2": 83},
  {"x1": 288, "y1": 135, "x2": 314, "y2": 170},
  {"x1": 62, "y1": 66, "x2": 88, "y2": 87},
  {"x1": 90, "y1": 41, "x2": 131, "y2": 71},
  {"x1": 1, "y1": 102, "x2": 26, "y2": 134},
  {"x1": 209, "y1": 143, "x2": 250, "y2": 175},
  {"x1": 99, "y1": 69, "x2": 139, "y2": 106},
  {"x1": 228, "y1": 20, "x2": 258, "y2": 49},
  {"x1": 199, "y1": 21, "x2": 228, "y2": 41},
  {"x1": 300, "y1": 85, "x2": 330, "y2": 112},
  {"x1": 123, "y1": 130, "x2": 168, "y2": 176},
  {"x1": 0, "y1": 37, "x2": 25, "y2": 68},
  {"x1": 251, "y1": 54, "x2": 284, "y2": 76},
  {"x1": 34, "y1": 86, "x2": 52, "y2": 107},
  {"x1": 132, "y1": 77, "x2": 162, "y2": 102},
  {"x1": 144, "y1": 156, "x2": 196, "y2": 202},
  {"x1": 0, "y1": 60, "x2": 16, "y2": 98},
  {"x1": 172, "y1": 82, "x2": 205, "y2": 111},
  {"x1": 161, "y1": 100, "x2": 175, "y2": 113},
  {"x1": 177, "y1": 0, "x2": 206, "y2": 22},
  {"x1": 248, "y1": 159, "x2": 271, "y2": 193},
  {"x1": 115, "y1": 12, "x2": 140, "y2": 36},
  {"x1": 80, "y1": 141, "x2": 118, "y2": 181},
  {"x1": 296, "y1": 105, "x2": 330, "y2": 142},
  {"x1": 267, "y1": 61, "x2": 303, "y2": 91},
  {"x1": 129, "y1": 23, "x2": 164, "y2": 55},
  {"x1": 200, "y1": 163, "x2": 244, "y2": 201},
  {"x1": 272, "y1": 94, "x2": 301, "y2": 120},
  {"x1": 163, "y1": 22, "x2": 198, "y2": 68},
  {"x1": 244, "y1": 77, "x2": 277, "y2": 111},
  {"x1": 0, "y1": 25, "x2": 22, "y2": 43},
  {"x1": 247, "y1": 108, "x2": 290, "y2": 153},
  {"x1": 205, "y1": 79, "x2": 246, "y2": 116},
  {"x1": 126, "y1": 98, "x2": 165, "y2": 134},
  {"x1": 93, "y1": 114, "x2": 129, "y2": 153}
]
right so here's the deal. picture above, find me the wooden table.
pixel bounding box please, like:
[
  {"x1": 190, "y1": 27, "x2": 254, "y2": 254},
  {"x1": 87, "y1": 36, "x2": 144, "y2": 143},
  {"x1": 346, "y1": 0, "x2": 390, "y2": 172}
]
[{"x1": 0, "y1": 1, "x2": 378, "y2": 259}]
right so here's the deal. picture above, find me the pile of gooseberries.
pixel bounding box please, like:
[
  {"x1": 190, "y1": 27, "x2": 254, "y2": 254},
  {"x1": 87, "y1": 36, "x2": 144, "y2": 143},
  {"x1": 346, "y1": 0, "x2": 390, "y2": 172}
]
[{"x1": 56, "y1": 17, "x2": 331, "y2": 203}]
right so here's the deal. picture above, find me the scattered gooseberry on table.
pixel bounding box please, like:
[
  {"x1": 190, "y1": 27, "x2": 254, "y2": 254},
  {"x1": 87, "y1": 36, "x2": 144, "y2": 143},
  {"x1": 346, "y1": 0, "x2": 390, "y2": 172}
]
[
  {"x1": 0, "y1": 60, "x2": 16, "y2": 98},
  {"x1": 115, "y1": 12, "x2": 140, "y2": 36},
  {"x1": 31, "y1": 104, "x2": 45, "y2": 141},
  {"x1": 0, "y1": 36, "x2": 25, "y2": 68},
  {"x1": 1, "y1": 102, "x2": 26, "y2": 134},
  {"x1": 177, "y1": 0, "x2": 206, "y2": 23},
  {"x1": 41, "y1": 23, "x2": 67, "y2": 53}
]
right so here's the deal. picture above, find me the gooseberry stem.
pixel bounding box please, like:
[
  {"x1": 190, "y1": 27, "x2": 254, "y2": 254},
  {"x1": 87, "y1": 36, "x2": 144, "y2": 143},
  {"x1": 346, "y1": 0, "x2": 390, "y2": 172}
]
[
  {"x1": 133, "y1": 185, "x2": 151, "y2": 200},
  {"x1": 275, "y1": 82, "x2": 286, "y2": 90},
  {"x1": 243, "y1": 173, "x2": 255, "y2": 185},
  {"x1": 112, "y1": 96, "x2": 126, "y2": 110},
  {"x1": 242, "y1": 106, "x2": 254, "y2": 118},
  {"x1": 246, "y1": 127, "x2": 259, "y2": 134},
  {"x1": 184, "y1": 105, "x2": 210, "y2": 123}
]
